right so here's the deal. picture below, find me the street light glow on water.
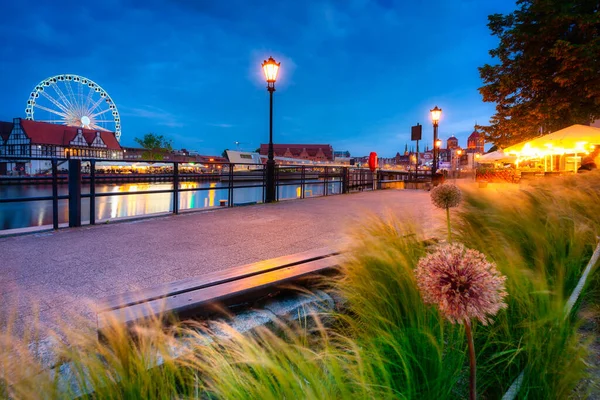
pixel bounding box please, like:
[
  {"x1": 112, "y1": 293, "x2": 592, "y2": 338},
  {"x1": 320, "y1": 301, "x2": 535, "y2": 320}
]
[{"x1": 0, "y1": 180, "x2": 340, "y2": 231}]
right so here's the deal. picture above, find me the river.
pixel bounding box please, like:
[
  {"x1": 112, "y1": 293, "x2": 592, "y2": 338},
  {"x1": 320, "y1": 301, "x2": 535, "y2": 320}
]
[{"x1": 0, "y1": 180, "x2": 342, "y2": 231}]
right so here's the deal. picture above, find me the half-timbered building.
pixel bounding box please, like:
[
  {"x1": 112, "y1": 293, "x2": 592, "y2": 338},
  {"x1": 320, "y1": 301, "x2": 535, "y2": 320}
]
[{"x1": 0, "y1": 118, "x2": 122, "y2": 175}]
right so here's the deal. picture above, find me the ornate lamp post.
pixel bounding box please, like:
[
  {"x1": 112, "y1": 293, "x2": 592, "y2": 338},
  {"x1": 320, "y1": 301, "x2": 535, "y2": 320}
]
[
  {"x1": 262, "y1": 56, "x2": 281, "y2": 203},
  {"x1": 455, "y1": 148, "x2": 462, "y2": 180},
  {"x1": 435, "y1": 139, "x2": 442, "y2": 172},
  {"x1": 430, "y1": 106, "x2": 442, "y2": 176}
]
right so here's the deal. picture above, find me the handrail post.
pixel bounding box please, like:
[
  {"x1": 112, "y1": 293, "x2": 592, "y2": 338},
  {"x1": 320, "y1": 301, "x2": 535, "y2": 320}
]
[
  {"x1": 324, "y1": 166, "x2": 328, "y2": 196},
  {"x1": 51, "y1": 158, "x2": 59, "y2": 230},
  {"x1": 228, "y1": 163, "x2": 234, "y2": 207},
  {"x1": 262, "y1": 164, "x2": 266, "y2": 203},
  {"x1": 342, "y1": 167, "x2": 348, "y2": 194},
  {"x1": 90, "y1": 159, "x2": 96, "y2": 225},
  {"x1": 68, "y1": 159, "x2": 81, "y2": 227},
  {"x1": 173, "y1": 162, "x2": 179, "y2": 214},
  {"x1": 275, "y1": 165, "x2": 279, "y2": 201},
  {"x1": 301, "y1": 165, "x2": 305, "y2": 199}
]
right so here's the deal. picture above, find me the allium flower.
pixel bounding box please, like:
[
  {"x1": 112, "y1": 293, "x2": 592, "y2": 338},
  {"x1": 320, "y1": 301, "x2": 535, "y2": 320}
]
[
  {"x1": 430, "y1": 183, "x2": 462, "y2": 209},
  {"x1": 415, "y1": 243, "x2": 507, "y2": 325}
]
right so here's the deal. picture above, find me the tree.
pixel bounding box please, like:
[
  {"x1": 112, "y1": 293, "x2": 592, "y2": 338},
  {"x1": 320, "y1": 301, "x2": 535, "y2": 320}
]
[
  {"x1": 221, "y1": 149, "x2": 229, "y2": 158},
  {"x1": 478, "y1": 0, "x2": 600, "y2": 148},
  {"x1": 134, "y1": 133, "x2": 173, "y2": 160}
]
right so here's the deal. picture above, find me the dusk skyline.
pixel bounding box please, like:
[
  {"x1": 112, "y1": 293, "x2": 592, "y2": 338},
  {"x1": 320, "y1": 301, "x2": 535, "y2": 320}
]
[{"x1": 0, "y1": 0, "x2": 517, "y2": 157}]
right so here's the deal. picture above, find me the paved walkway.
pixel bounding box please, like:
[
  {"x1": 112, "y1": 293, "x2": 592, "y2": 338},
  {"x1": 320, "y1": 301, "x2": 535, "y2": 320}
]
[{"x1": 0, "y1": 189, "x2": 442, "y2": 335}]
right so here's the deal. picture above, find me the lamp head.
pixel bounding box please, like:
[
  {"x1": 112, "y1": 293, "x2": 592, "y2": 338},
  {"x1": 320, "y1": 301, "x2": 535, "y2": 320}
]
[
  {"x1": 430, "y1": 106, "x2": 442, "y2": 124},
  {"x1": 262, "y1": 56, "x2": 280, "y2": 84}
]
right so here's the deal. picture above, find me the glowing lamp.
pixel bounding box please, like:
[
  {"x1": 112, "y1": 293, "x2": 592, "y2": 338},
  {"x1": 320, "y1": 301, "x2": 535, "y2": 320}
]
[
  {"x1": 435, "y1": 139, "x2": 442, "y2": 148},
  {"x1": 457, "y1": 149, "x2": 462, "y2": 155},
  {"x1": 430, "y1": 106, "x2": 442, "y2": 125},
  {"x1": 262, "y1": 56, "x2": 280, "y2": 83}
]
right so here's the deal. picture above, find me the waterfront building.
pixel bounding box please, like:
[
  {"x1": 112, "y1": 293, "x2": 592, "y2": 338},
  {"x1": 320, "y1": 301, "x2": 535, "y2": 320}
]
[
  {"x1": 467, "y1": 128, "x2": 485, "y2": 153},
  {"x1": 259, "y1": 144, "x2": 334, "y2": 162},
  {"x1": 0, "y1": 118, "x2": 122, "y2": 175},
  {"x1": 447, "y1": 136, "x2": 459, "y2": 149}
]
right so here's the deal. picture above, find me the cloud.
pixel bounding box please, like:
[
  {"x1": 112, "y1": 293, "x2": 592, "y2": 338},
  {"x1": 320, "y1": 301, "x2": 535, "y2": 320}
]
[
  {"x1": 120, "y1": 105, "x2": 185, "y2": 128},
  {"x1": 207, "y1": 123, "x2": 234, "y2": 128}
]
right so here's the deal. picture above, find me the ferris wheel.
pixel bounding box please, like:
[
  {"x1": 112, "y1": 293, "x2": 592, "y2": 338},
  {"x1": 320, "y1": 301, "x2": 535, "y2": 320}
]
[{"x1": 25, "y1": 74, "x2": 122, "y2": 141}]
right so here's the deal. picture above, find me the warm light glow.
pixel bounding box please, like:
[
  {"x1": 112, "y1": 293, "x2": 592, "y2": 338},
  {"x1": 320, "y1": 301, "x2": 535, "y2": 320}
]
[
  {"x1": 435, "y1": 139, "x2": 442, "y2": 148},
  {"x1": 262, "y1": 56, "x2": 280, "y2": 83},
  {"x1": 457, "y1": 149, "x2": 462, "y2": 155},
  {"x1": 575, "y1": 141, "x2": 588, "y2": 152},
  {"x1": 430, "y1": 106, "x2": 442, "y2": 124},
  {"x1": 475, "y1": 153, "x2": 480, "y2": 159}
]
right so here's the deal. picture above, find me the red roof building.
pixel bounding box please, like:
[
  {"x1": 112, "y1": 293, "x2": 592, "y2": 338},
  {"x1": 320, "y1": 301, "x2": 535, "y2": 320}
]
[
  {"x1": 1, "y1": 118, "x2": 123, "y2": 175},
  {"x1": 259, "y1": 144, "x2": 334, "y2": 162},
  {"x1": 467, "y1": 129, "x2": 485, "y2": 153},
  {"x1": 1, "y1": 118, "x2": 122, "y2": 159}
]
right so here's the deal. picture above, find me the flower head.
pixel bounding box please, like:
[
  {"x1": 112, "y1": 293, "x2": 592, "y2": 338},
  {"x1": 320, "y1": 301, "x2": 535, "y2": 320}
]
[
  {"x1": 415, "y1": 243, "x2": 507, "y2": 325},
  {"x1": 431, "y1": 183, "x2": 462, "y2": 209}
]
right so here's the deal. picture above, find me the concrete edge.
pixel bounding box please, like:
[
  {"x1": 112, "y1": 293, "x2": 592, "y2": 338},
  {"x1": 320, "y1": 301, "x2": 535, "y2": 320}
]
[{"x1": 28, "y1": 289, "x2": 338, "y2": 398}]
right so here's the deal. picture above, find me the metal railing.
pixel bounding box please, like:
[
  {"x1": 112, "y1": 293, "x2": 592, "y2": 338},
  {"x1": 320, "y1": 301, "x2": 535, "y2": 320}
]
[{"x1": 1, "y1": 156, "x2": 417, "y2": 231}]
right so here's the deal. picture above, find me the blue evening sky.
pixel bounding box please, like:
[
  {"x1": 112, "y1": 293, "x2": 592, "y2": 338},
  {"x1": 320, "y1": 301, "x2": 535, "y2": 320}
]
[{"x1": 0, "y1": 0, "x2": 516, "y2": 157}]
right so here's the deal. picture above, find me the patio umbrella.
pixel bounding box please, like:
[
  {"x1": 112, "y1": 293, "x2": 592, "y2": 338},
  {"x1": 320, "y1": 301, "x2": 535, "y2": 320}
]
[
  {"x1": 478, "y1": 150, "x2": 517, "y2": 163},
  {"x1": 505, "y1": 124, "x2": 600, "y2": 156},
  {"x1": 525, "y1": 124, "x2": 600, "y2": 152}
]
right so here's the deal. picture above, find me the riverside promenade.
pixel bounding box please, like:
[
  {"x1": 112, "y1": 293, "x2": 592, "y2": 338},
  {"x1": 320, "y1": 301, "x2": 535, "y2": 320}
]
[{"x1": 0, "y1": 189, "x2": 443, "y2": 335}]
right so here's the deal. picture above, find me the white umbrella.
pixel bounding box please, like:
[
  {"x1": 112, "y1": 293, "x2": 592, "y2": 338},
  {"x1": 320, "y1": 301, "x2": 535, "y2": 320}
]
[{"x1": 479, "y1": 150, "x2": 517, "y2": 163}]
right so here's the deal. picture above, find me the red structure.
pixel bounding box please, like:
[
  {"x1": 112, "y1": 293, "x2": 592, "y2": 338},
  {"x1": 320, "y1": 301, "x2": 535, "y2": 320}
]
[
  {"x1": 0, "y1": 118, "x2": 121, "y2": 159},
  {"x1": 467, "y1": 129, "x2": 485, "y2": 153},
  {"x1": 259, "y1": 144, "x2": 334, "y2": 162}
]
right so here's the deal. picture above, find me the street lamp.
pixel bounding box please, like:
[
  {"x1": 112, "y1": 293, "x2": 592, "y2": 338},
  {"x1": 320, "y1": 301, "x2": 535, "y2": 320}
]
[
  {"x1": 435, "y1": 139, "x2": 442, "y2": 172},
  {"x1": 430, "y1": 106, "x2": 442, "y2": 176},
  {"x1": 262, "y1": 56, "x2": 280, "y2": 203}
]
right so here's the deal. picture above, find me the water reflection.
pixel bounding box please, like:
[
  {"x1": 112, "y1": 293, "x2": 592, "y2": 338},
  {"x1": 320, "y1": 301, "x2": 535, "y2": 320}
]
[{"x1": 0, "y1": 179, "x2": 341, "y2": 230}]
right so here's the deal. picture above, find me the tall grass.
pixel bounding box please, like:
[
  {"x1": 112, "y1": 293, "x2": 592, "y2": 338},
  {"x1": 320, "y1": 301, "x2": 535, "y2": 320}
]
[
  {"x1": 454, "y1": 172, "x2": 600, "y2": 398},
  {"x1": 0, "y1": 173, "x2": 598, "y2": 399}
]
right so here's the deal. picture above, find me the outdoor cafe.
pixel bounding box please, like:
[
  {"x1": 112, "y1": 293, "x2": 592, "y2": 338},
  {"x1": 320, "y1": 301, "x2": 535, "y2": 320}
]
[{"x1": 476, "y1": 124, "x2": 600, "y2": 183}]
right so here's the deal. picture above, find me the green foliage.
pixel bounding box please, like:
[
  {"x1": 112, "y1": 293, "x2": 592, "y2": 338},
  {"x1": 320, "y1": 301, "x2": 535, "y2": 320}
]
[
  {"x1": 478, "y1": 0, "x2": 600, "y2": 147},
  {"x1": 134, "y1": 133, "x2": 173, "y2": 161}
]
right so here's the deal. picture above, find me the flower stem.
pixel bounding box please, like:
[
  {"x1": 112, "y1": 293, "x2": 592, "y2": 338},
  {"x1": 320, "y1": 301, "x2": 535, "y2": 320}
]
[
  {"x1": 465, "y1": 319, "x2": 476, "y2": 400},
  {"x1": 446, "y1": 206, "x2": 452, "y2": 243}
]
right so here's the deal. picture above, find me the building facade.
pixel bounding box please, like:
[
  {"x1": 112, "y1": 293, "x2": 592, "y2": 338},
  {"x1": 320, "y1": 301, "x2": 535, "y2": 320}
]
[
  {"x1": 467, "y1": 129, "x2": 485, "y2": 153},
  {"x1": 447, "y1": 136, "x2": 459, "y2": 149},
  {"x1": 0, "y1": 118, "x2": 122, "y2": 175}
]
